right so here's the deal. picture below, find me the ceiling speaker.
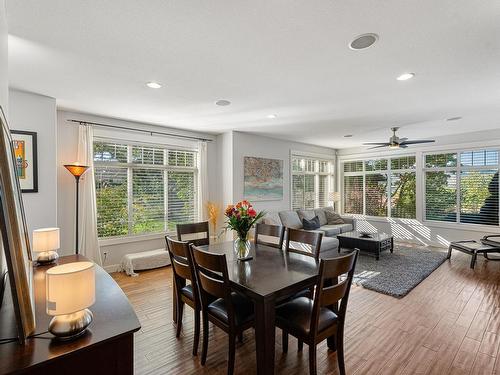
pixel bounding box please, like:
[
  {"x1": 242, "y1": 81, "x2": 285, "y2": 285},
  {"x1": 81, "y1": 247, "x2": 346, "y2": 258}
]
[{"x1": 349, "y1": 33, "x2": 379, "y2": 50}]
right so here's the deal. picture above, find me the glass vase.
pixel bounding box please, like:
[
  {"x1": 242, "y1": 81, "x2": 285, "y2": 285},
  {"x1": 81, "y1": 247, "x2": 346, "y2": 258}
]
[{"x1": 233, "y1": 234, "x2": 251, "y2": 260}]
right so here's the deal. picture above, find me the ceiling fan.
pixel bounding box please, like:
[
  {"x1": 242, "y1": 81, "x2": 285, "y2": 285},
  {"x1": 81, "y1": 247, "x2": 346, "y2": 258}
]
[{"x1": 363, "y1": 127, "x2": 435, "y2": 149}]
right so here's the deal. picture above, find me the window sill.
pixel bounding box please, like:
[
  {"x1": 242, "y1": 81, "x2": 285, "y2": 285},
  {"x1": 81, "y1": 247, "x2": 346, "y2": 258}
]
[
  {"x1": 346, "y1": 215, "x2": 500, "y2": 233},
  {"x1": 99, "y1": 232, "x2": 174, "y2": 247}
]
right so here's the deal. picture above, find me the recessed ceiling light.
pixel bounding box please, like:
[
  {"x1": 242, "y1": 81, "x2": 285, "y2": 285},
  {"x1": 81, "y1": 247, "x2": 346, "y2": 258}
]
[
  {"x1": 446, "y1": 116, "x2": 462, "y2": 122},
  {"x1": 344, "y1": 134, "x2": 353, "y2": 138},
  {"x1": 349, "y1": 33, "x2": 379, "y2": 50},
  {"x1": 267, "y1": 114, "x2": 277, "y2": 119},
  {"x1": 146, "y1": 81, "x2": 162, "y2": 89},
  {"x1": 397, "y1": 73, "x2": 415, "y2": 81},
  {"x1": 215, "y1": 99, "x2": 231, "y2": 106}
]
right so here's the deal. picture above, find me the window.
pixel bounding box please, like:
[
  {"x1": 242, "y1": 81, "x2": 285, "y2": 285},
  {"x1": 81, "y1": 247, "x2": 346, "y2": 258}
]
[
  {"x1": 291, "y1": 156, "x2": 334, "y2": 210},
  {"x1": 424, "y1": 150, "x2": 499, "y2": 226},
  {"x1": 342, "y1": 156, "x2": 416, "y2": 218},
  {"x1": 94, "y1": 140, "x2": 198, "y2": 238}
]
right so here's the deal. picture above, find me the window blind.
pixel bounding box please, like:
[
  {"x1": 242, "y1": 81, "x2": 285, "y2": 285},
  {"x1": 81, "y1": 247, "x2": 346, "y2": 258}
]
[
  {"x1": 291, "y1": 156, "x2": 334, "y2": 210},
  {"x1": 424, "y1": 150, "x2": 499, "y2": 226},
  {"x1": 343, "y1": 175, "x2": 363, "y2": 214},
  {"x1": 94, "y1": 140, "x2": 198, "y2": 238}
]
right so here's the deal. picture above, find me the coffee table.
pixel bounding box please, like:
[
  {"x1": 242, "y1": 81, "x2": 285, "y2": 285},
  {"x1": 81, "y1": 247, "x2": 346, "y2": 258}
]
[{"x1": 337, "y1": 231, "x2": 393, "y2": 260}]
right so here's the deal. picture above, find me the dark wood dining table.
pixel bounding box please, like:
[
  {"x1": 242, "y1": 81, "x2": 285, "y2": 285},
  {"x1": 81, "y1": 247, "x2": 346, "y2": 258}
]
[{"x1": 199, "y1": 241, "x2": 321, "y2": 375}]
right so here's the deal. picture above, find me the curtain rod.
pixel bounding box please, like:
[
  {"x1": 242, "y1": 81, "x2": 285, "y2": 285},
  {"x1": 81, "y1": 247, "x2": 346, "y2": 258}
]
[{"x1": 66, "y1": 119, "x2": 213, "y2": 142}]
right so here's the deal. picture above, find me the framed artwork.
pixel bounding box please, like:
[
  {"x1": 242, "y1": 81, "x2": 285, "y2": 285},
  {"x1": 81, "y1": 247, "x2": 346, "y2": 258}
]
[
  {"x1": 0, "y1": 107, "x2": 36, "y2": 344},
  {"x1": 11, "y1": 130, "x2": 38, "y2": 193},
  {"x1": 244, "y1": 156, "x2": 283, "y2": 201}
]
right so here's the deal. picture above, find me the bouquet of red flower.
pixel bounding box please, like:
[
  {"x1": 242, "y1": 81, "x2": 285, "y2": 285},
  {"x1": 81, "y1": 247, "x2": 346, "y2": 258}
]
[{"x1": 223, "y1": 200, "x2": 265, "y2": 241}]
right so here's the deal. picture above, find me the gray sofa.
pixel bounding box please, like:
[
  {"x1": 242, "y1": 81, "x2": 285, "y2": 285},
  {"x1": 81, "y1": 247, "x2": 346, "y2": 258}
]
[{"x1": 262, "y1": 207, "x2": 356, "y2": 258}]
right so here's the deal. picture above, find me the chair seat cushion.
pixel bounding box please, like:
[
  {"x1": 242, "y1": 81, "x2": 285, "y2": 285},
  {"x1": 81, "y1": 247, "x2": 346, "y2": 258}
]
[
  {"x1": 208, "y1": 292, "x2": 254, "y2": 326},
  {"x1": 180, "y1": 284, "x2": 194, "y2": 301},
  {"x1": 276, "y1": 297, "x2": 337, "y2": 336}
]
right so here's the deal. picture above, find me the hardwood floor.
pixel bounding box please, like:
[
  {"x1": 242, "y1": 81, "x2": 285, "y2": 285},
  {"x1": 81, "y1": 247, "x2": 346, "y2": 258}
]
[{"x1": 112, "y1": 249, "x2": 500, "y2": 375}]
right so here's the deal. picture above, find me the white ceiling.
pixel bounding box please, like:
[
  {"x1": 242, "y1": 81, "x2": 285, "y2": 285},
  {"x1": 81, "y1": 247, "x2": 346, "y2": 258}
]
[{"x1": 6, "y1": 0, "x2": 500, "y2": 149}]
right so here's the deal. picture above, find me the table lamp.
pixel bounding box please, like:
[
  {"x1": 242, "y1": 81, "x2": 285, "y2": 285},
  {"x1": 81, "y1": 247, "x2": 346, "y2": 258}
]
[
  {"x1": 33, "y1": 227, "x2": 60, "y2": 264},
  {"x1": 46, "y1": 261, "x2": 95, "y2": 340},
  {"x1": 64, "y1": 163, "x2": 89, "y2": 254},
  {"x1": 328, "y1": 191, "x2": 341, "y2": 210}
]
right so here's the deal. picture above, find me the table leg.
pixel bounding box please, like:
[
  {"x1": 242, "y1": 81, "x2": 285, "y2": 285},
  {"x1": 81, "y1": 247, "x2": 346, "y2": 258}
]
[{"x1": 254, "y1": 297, "x2": 275, "y2": 375}]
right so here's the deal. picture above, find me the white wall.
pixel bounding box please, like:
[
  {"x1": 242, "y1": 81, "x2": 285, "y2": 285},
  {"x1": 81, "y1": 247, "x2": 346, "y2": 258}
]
[
  {"x1": 57, "y1": 110, "x2": 219, "y2": 269},
  {"x1": 0, "y1": 0, "x2": 7, "y2": 274},
  {"x1": 337, "y1": 133, "x2": 500, "y2": 247},
  {"x1": 231, "y1": 131, "x2": 336, "y2": 213},
  {"x1": 9, "y1": 90, "x2": 57, "y2": 236}
]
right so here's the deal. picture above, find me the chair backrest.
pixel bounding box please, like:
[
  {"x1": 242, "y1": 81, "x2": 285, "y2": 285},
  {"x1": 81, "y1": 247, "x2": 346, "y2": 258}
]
[
  {"x1": 165, "y1": 236, "x2": 199, "y2": 301},
  {"x1": 310, "y1": 249, "x2": 359, "y2": 334},
  {"x1": 284, "y1": 228, "x2": 323, "y2": 260},
  {"x1": 254, "y1": 223, "x2": 285, "y2": 249},
  {"x1": 190, "y1": 245, "x2": 235, "y2": 324},
  {"x1": 177, "y1": 221, "x2": 210, "y2": 246}
]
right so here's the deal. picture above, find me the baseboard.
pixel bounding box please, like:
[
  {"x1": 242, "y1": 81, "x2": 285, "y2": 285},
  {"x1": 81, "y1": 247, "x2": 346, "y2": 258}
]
[{"x1": 103, "y1": 264, "x2": 121, "y2": 273}]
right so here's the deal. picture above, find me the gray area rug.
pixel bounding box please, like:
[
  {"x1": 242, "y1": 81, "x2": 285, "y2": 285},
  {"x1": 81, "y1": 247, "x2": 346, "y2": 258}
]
[{"x1": 342, "y1": 244, "x2": 448, "y2": 298}]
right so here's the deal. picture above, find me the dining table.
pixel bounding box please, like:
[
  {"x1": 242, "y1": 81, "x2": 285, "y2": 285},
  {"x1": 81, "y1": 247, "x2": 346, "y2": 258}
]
[{"x1": 198, "y1": 241, "x2": 323, "y2": 375}]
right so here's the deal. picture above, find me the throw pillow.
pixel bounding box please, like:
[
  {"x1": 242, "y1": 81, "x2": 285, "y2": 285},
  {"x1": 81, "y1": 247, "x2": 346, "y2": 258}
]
[
  {"x1": 302, "y1": 216, "x2": 320, "y2": 230},
  {"x1": 325, "y1": 210, "x2": 344, "y2": 225}
]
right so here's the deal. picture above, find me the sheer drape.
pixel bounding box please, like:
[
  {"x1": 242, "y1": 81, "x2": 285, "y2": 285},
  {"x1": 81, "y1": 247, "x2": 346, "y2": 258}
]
[
  {"x1": 77, "y1": 124, "x2": 102, "y2": 265},
  {"x1": 197, "y1": 141, "x2": 208, "y2": 221}
]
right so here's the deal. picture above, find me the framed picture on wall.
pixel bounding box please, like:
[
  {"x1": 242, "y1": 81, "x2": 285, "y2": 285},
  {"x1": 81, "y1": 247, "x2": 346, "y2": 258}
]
[
  {"x1": 244, "y1": 156, "x2": 284, "y2": 201},
  {"x1": 10, "y1": 130, "x2": 38, "y2": 193}
]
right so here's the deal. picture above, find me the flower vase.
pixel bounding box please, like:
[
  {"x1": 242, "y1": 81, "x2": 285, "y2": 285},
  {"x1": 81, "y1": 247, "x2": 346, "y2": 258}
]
[{"x1": 233, "y1": 234, "x2": 251, "y2": 260}]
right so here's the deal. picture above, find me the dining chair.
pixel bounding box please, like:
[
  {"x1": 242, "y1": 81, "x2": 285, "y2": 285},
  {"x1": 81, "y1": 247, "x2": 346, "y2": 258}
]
[
  {"x1": 165, "y1": 236, "x2": 201, "y2": 356},
  {"x1": 254, "y1": 223, "x2": 285, "y2": 249},
  {"x1": 176, "y1": 221, "x2": 210, "y2": 246},
  {"x1": 189, "y1": 244, "x2": 254, "y2": 375},
  {"x1": 284, "y1": 228, "x2": 323, "y2": 261},
  {"x1": 276, "y1": 249, "x2": 359, "y2": 375}
]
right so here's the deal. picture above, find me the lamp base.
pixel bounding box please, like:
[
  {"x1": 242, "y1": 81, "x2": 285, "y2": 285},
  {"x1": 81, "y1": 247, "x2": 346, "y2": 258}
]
[
  {"x1": 49, "y1": 309, "x2": 93, "y2": 340},
  {"x1": 36, "y1": 251, "x2": 59, "y2": 265}
]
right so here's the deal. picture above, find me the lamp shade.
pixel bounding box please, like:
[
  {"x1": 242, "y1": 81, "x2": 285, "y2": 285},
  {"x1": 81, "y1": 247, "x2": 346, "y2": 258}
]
[
  {"x1": 46, "y1": 261, "x2": 95, "y2": 316},
  {"x1": 64, "y1": 163, "x2": 89, "y2": 177},
  {"x1": 328, "y1": 191, "x2": 341, "y2": 202},
  {"x1": 33, "y1": 227, "x2": 60, "y2": 252}
]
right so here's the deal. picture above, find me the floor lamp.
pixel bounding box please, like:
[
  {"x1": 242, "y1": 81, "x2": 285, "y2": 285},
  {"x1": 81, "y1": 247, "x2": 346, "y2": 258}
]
[{"x1": 64, "y1": 164, "x2": 89, "y2": 254}]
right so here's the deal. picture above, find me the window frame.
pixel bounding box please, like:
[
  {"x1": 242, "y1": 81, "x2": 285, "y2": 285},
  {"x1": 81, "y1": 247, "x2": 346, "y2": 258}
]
[
  {"x1": 290, "y1": 153, "x2": 335, "y2": 210},
  {"x1": 423, "y1": 147, "x2": 499, "y2": 227},
  {"x1": 94, "y1": 137, "x2": 199, "y2": 242},
  {"x1": 342, "y1": 155, "x2": 416, "y2": 219}
]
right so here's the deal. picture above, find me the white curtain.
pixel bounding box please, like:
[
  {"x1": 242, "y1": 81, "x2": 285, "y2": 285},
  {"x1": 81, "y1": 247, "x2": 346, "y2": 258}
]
[
  {"x1": 77, "y1": 124, "x2": 102, "y2": 265},
  {"x1": 197, "y1": 141, "x2": 208, "y2": 221}
]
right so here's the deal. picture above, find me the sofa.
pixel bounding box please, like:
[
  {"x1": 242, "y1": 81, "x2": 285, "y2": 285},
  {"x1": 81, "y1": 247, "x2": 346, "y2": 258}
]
[{"x1": 262, "y1": 207, "x2": 356, "y2": 258}]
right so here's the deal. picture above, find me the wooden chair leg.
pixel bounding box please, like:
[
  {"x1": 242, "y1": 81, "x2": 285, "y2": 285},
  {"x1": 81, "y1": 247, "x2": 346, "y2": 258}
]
[
  {"x1": 193, "y1": 309, "x2": 200, "y2": 356},
  {"x1": 298, "y1": 339, "x2": 303, "y2": 351},
  {"x1": 228, "y1": 334, "x2": 236, "y2": 375},
  {"x1": 176, "y1": 300, "x2": 184, "y2": 338},
  {"x1": 282, "y1": 331, "x2": 288, "y2": 353},
  {"x1": 201, "y1": 313, "x2": 209, "y2": 365},
  {"x1": 309, "y1": 344, "x2": 317, "y2": 375},
  {"x1": 447, "y1": 245, "x2": 452, "y2": 259},
  {"x1": 336, "y1": 331, "x2": 346, "y2": 375}
]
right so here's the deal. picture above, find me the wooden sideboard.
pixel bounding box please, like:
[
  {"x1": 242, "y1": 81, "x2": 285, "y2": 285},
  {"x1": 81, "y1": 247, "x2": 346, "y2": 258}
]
[{"x1": 0, "y1": 255, "x2": 141, "y2": 374}]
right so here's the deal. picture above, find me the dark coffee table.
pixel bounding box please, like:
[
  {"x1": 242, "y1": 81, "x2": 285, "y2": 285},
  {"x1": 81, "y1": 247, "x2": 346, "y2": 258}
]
[{"x1": 337, "y1": 231, "x2": 393, "y2": 260}]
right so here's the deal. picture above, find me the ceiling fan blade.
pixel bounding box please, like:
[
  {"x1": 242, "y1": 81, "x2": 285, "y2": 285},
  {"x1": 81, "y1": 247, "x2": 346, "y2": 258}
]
[
  {"x1": 399, "y1": 140, "x2": 435, "y2": 145},
  {"x1": 362, "y1": 142, "x2": 390, "y2": 146},
  {"x1": 367, "y1": 145, "x2": 390, "y2": 150},
  {"x1": 399, "y1": 144, "x2": 408, "y2": 148},
  {"x1": 398, "y1": 137, "x2": 408, "y2": 142}
]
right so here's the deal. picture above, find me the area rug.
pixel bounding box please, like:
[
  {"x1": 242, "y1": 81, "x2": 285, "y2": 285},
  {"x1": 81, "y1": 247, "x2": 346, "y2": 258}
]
[{"x1": 342, "y1": 245, "x2": 448, "y2": 298}]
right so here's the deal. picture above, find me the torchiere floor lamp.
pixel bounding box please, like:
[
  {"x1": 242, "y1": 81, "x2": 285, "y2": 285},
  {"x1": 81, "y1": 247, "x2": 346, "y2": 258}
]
[{"x1": 64, "y1": 164, "x2": 89, "y2": 254}]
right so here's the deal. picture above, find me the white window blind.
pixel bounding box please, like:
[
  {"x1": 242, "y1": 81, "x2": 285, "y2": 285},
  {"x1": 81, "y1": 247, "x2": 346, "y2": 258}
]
[
  {"x1": 342, "y1": 156, "x2": 416, "y2": 218},
  {"x1": 425, "y1": 150, "x2": 499, "y2": 226},
  {"x1": 291, "y1": 156, "x2": 334, "y2": 210},
  {"x1": 94, "y1": 140, "x2": 198, "y2": 238}
]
